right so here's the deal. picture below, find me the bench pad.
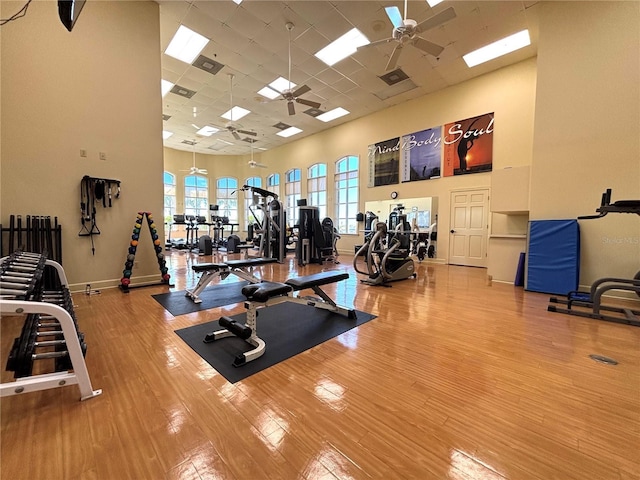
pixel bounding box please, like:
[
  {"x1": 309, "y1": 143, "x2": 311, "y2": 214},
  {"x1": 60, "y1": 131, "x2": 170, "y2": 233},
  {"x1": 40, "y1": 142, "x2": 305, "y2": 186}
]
[
  {"x1": 242, "y1": 282, "x2": 293, "y2": 302},
  {"x1": 192, "y1": 263, "x2": 228, "y2": 273},
  {"x1": 285, "y1": 271, "x2": 349, "y2": 290}
]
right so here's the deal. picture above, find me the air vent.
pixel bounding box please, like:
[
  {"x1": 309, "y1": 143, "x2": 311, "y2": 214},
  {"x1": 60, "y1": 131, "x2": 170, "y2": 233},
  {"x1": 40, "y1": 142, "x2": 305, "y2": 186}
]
[
  {"x1": 193, "y1": 55, "x2": 225, "y2": 75},
  {"x1": 162, "y1": 114, "x2": 171, "y2": 121},
  {"x1": 273, "y1": 122, "x2": 291, "y2": 130},
  {"x1": 170, "y1": 84, "x2": 196, "y2": 99},
  {"x1": 182, "y1": 140, "x2": 196, "y2": 146},
  {"x1": 304, "y1": 108, "x2": 323, "y2": 117},
  {"x1": 207, "y1": 143, "x2": 227, "y2": 151},
  {"x1": 379, "y1": 68, "x2": 409, "y2": 86},
  {"x1": 242, "y1": 137, "x2": 258, "y2": 143},
  {"x1": 374, "y1": 79, "x2": 417, "y2": 100}
]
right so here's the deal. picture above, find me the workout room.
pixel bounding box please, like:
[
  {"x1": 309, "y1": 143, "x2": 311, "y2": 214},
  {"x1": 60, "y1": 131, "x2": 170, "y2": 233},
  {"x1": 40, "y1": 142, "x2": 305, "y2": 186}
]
[{"x1": 1, "y1": 1, "x2": 639, "y2": 479}]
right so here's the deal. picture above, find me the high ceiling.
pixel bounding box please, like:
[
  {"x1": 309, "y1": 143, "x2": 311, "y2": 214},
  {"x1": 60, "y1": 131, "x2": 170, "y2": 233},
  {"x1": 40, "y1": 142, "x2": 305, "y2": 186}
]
[{"x1": 159, "y1": 0, "x2": 540, "y2": 156}]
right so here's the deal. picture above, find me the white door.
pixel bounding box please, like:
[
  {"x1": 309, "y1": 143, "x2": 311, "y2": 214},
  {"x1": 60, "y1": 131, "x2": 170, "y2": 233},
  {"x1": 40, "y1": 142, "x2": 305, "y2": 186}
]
[{"x1": 449, "y1": 189, "x2": 489, "y2": 267}]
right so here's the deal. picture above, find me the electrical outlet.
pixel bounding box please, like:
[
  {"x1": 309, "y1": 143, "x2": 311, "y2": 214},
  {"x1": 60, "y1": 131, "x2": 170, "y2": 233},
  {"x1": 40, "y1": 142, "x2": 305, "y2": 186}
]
[
  {"x1": 80, "y1": 149, "x2": 87, "y2": 158},
  {"x1": 99, "y1": 152, "x2": 107, "y2": 161}
]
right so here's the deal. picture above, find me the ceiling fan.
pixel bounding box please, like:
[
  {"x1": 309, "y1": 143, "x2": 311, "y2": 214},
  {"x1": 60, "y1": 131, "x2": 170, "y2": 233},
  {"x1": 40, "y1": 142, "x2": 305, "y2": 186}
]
[
  {"x1": 181, "y1": 141, "x2": 208, "y2": 174},
  {"x1": 248, "y1": 142, "x2": 267, "y2": 169},
  {"x1": 359, "y1": 1, "x2": 456, "y2": 71},
  {"x1": 221, "y1": 73, "x2": 257, "y2": 141},
  {"x1": 279, "y1": 22, "x2": 321, "y2": 116}
]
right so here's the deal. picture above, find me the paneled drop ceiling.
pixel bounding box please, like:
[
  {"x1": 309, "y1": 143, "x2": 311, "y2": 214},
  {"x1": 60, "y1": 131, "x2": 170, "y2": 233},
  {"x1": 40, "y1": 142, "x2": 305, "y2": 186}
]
[{"x1": 159, "y1": 0, "x2": 540, "y2": 155}]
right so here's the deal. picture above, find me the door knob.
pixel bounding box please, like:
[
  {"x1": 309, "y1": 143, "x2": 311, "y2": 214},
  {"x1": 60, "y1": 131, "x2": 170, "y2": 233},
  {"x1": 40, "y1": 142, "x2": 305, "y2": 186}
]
[{"x1": 450, "y1": 229, "x2": 455, "y2": 233}]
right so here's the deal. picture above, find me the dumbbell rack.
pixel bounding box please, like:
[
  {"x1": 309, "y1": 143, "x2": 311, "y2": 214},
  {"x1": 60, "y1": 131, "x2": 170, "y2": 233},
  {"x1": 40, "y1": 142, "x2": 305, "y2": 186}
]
[{"x1": 0, "y1": 252, "x2": 101, "y2": 401}]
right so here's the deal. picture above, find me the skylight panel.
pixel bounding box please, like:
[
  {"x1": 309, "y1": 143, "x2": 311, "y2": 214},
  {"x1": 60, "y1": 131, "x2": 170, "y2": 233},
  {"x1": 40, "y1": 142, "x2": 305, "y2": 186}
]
[
  {"x1": 221, "y1": 106, "x2": 251, "y2": 121},
  {"x1": 258, "y1": 86, "x2": 281, "y2": 99},
  {"x1": 196, "y1": 126, "x2": 219, "y2": 136},
  {"x1": 161, "y1": 79, "x2": 174, "y2": 97},
  {"x1": 269, "y1": 77, "x2": 296, "y2": 93},
  {"x1": 315, "y1": 28, "x2": 370, "y2": 66},
  {"x1": 316, "y1": 108, "x2": 350, "y2": 122},
  {"x1": 276, "y1": 127, "x2": 302, "y2": 138},
  {"x1": 165, "y1": 25, "x2": 209, "y2": 64},
  {"x1": 463, "y1": 30, "x2": 531, "y2": 68}
]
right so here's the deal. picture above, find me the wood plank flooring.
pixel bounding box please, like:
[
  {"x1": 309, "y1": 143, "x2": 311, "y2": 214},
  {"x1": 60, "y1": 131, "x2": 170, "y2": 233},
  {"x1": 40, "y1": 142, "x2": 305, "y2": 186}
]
[{"x1": 2, "y1": 251, "x2": 639, "y2": 480}]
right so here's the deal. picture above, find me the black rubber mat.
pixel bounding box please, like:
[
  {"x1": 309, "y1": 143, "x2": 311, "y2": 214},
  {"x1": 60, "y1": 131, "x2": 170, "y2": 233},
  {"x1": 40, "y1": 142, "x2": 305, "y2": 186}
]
[
  {"x1": 152, "y1": 281, "x2": 249, "y2": 316},
  {"x1": 175, "y1": 302, "x2": 376, "y2": 383}
]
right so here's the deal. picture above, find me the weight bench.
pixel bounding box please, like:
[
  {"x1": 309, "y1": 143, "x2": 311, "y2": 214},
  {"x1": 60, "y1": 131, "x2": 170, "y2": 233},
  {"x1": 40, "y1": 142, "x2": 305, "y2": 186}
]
[
  {"x1": 203, "y1": 271, "x2": 356, "y2": 367},
  {"x1": 185, "y1": 258, "x2": 277, "y2": 303}
]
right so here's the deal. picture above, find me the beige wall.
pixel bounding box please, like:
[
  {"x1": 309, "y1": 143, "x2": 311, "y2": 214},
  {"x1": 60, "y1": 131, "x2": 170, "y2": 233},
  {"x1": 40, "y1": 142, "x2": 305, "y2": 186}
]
[
  {"x1": 530, "y1": 1, "x2": 640, "y2": 284},
  {"x1": 1, "y1": 1, "x2": 163, "y2": 290},
  {"x1": 168, "y1": 58, "x2": 537, "y2": 264}
]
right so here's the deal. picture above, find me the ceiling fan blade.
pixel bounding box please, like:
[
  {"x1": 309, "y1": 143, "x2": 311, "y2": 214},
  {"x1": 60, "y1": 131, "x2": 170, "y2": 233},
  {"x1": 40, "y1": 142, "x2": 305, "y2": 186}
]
[
  {"x1": 296, "y1": 98, "x2": 321, "y2": 109},
  {"x1": 358, "y1": 37, "x2": 394, "y2": 50},
  {"x1": 384, "y1": 6, "x2": 403, "y2": 28},
  {"x1": 412, "y1": 36, "x2": 444, "y2": 57},
  {"x1": 231, "y1": 130, "x2": 241, "y2": 140},
  {"x1": 287, "y1": 101, "x2": 295, "y2": 116},
  {"x1": 292, "y1": 84, "x2": 311, "y2": 97},
  {"x1": 415, "y1": 6, "x2": 456, "y2": 33},
  {"x1": 237, "y1": 129, "x2": 257, "y2": 136},
  {"x1": 386, "y1": 44, "x2": 403, "y2": 71}
]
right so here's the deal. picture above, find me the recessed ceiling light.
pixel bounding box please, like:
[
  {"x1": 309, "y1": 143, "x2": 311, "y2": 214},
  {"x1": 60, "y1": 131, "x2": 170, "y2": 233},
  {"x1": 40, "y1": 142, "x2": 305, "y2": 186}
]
[
  {"x1": 463, "y1": 30, "x2": 531, "y2": 68},
  {"x1": 196, "y1": 126, "x2": 219, "y2": 136},
  {"x1": 165, "y1": 25, "x2": 209, "y2": 64},
  {"x1": 221, "y1": 106, "x2": 251, "y2": 121},
  {"x1": 315, "y1": 28, "x2": 370, "y2": 66},
  {"x1": 257, "y1": 147, "x2": 267, "y2": 151},
  {"x1": 269, "y1": 77, "x2": 296, "y2": 93},
  {"x1": 217, "y1": 138, "x2": 234, "y2": 145},
  {"x1": 161, "y1": 79, "x2": 174, "y2": 97},
  {"x1": 277, "y1": 126, "x2": 303, "y2": 138},
  {"x1": 426, "y1": 0, "x2": 444, "y2": 7},
  {"x1": 162, "y1": 130, "x2": 174, "y2": 140},
  {"x1": 232, "y1": 0, "x2": 243, "y2": 4},
  {"x1": 316, "y1": 107, "x2": 350, "y2": 122},
  {"x1": 258, "y1": 86, "x2": 281, "y2": 99}
]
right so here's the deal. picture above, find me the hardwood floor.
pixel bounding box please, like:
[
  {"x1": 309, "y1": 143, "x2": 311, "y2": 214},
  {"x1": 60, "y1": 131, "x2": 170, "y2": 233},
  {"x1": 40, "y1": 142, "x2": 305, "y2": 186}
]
[{"x1": 2, "y1": 250, "x2": 639, "y2": 480}]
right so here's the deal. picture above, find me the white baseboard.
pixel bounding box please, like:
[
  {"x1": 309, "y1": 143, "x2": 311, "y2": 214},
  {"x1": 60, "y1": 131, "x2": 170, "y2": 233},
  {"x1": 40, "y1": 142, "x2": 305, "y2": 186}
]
[{"x1": 69, "y1": 274, "x2": 166, "y2": 293}]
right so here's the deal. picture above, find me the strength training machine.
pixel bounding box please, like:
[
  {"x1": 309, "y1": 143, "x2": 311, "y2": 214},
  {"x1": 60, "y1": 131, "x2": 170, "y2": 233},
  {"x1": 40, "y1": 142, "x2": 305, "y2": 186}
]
[
  {"x1": 547, "y1": 188, "x2": 640, "y2": 326},
  {"x1": 242, "y1": 184, "x2": 287, "y2": 263},
  {"x1": 203, "y1": 270, "x2": 356, "y2": 366}
]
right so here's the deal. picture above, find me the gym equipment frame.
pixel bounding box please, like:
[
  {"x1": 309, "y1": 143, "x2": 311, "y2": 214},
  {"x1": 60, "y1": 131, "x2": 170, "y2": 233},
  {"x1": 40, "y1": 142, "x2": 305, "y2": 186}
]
[
  {"x1": 1, "y1": 255, "x2": 101, "y2": 401},
  {"x1": 548, "y1": 188, "x2": 640, "y2": 327},
  {"x1": 203, "y1": 271, "x2": 356, "y2": 367},
  {"x1": 186, "y1": 258, "x2": 278, "y2": 303}
]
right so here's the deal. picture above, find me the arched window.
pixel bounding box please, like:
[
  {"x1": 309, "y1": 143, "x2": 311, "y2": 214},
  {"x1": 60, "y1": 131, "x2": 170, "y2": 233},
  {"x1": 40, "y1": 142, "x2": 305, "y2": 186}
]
[
  {"x1": 267, "y1": 173, "x2": 280, "y2": 198},
  {"x1": 334, "y1": 156, "x2": 359, "y2": 234},
  {"x1": 184, "y1": 175, "x2": 208, "y2": 217},
  {"x1": 164, "y1": 171, "x2": 176, "y2": 224},
  {"x1": 307, "y1": 163, "x2": 327, "y2": 219},
  {"x1": 244, "y1": 176, "x2": 262, "y2": 229},
  {"x1": 285, "y1": 168, "x2": 301, "y2": 227},
  {"x1": 216, "y1": 177, "x2": 238, "y2": 224}
]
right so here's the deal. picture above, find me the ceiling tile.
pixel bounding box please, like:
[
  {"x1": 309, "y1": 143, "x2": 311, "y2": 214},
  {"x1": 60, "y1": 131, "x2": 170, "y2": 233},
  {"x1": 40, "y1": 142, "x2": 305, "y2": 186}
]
[
  {"x1": 160, "y1": 1, "x2": 540, "y2": 155},
  {"x1": 288, "y1": 1, "x2": 337, "y2": 26},
  {"x1": 312, "y1": 8, "x2": 354, "y2": 40}
]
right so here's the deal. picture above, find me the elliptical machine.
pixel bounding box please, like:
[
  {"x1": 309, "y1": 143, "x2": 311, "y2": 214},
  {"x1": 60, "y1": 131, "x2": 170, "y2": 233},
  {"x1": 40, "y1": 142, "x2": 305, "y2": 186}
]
[{"x1": 353, "y1": 206, "x2": 416, "y2": 285}]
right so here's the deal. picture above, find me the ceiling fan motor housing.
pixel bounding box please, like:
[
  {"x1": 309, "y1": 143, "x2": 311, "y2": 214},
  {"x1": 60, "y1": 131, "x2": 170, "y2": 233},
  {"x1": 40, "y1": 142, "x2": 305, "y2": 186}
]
[{"x1": 394, "y1": 19, "x2": 417, "y2": 40}]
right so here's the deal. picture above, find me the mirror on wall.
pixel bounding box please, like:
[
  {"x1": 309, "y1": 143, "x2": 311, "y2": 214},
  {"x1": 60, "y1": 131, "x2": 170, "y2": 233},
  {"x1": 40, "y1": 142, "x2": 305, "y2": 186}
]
[{"x1": 363, "y1": 197, "x2": 438, "y2": 258}]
